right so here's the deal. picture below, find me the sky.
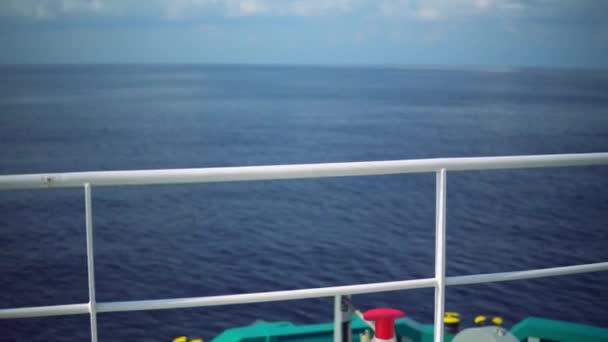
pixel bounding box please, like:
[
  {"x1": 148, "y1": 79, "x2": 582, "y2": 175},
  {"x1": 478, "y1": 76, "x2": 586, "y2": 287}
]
[{"x1": 0, "y1": 0, "x2": 606, "y2": 68}]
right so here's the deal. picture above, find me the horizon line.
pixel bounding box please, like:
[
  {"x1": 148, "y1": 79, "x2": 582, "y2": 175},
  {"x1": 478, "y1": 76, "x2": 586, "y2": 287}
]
[{"x1": 0, "y1": 61, "x2": 606, "y2": 73}]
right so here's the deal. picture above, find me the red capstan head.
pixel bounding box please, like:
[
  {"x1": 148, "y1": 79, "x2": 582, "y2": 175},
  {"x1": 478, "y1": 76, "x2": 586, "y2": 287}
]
[{"x1": 363, "y1": 308, "x2": 405, "y2": 340}]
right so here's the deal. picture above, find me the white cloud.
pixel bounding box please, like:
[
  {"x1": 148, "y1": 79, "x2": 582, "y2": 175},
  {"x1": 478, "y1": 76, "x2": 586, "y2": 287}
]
[
  {"x1": 225, "y1": 0, "x2": 363, "y2": 17},
  {"x1": 224, "y1": 0, "x2": 272, "y2": 16},
  {"x1": 164, "y1": 0, "x2": 269, "y2": 18},
  {"x1": 499, "y1": 1, "x2": 526, "y2": 12},
  {"x1": 291, "y1": 1, "x2": 338, "y2": 16},
  {"x1": 164, "y1": 0, "x2": 220, "y2": 19},
  {"x1": 378, "y1": 0, "x2": 534, "y2": 20},
  {"x1": 0, "y1": 0, "x2": 558, "y2": 21},
  {"x1": 379, "y1": 0, "x2": 445, "y2": 20},
  {"x1": 417, "y1": 7, "x2": 440, "y2": 21},
  {"x1": 0, "y1": 0, "x2": 50, "y2": 18},
  {"x1": 238, "y1": 0, "x2": 265, "y2": 15},
  {"x1": 61, "y1": 0, "x2": 104, "y2": 14},
  {"x1": 0, "y1": 0, "x2": 369, "y2": 19},
  {"x1": 34, "y1": 4, "x2": 54, "y2": 19},
  {"x1": 0, "y1": 0, "x2": 114, "y2": 19},
  {"x1": 475, "y1": 0, "x2": 491, "y2": 10},
  {"x1": 289, "y1": 0, "x2": 361, "y2": 16}
]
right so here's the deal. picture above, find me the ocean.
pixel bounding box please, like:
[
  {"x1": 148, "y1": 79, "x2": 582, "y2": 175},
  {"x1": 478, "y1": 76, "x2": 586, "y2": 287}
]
[{"x1": 0, "y1": 64, "x2": 607, "y2": 341}]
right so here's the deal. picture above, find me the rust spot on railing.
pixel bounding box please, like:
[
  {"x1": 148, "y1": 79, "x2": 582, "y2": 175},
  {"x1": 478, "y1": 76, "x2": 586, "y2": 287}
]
[{"x1": 42, "y1": 175, "x2": 56, "y2": 187}]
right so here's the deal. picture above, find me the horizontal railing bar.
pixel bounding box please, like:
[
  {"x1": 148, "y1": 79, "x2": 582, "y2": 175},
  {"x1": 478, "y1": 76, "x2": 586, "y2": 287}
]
[
  {"x1": 446, "y1": 261, "x2": 608, "y2": 286},
  {"x1": 2, "y1": 262, "x2": 606, "y2": 319},
  {"x1": 0, "y1": 278, "x2": 436, "y2": 319},
  {"x1": 1, "y1": 153, "x2": 607, "y2": 190},
  {"x1": 96, "y1": 277, "x2": 437, "y2": 313},
  {"x1": 0, "y1": 303, "x2": 89, "y2": 319}
]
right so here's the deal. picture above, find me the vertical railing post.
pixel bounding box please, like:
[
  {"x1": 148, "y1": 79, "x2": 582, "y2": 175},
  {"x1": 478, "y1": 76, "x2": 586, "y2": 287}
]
[
  {"x1": 334, "y1": 295, "x2": 352, "y2": 342},
  {"x1": 433, "y1": 169, "x2": 447, "y2": 342},
  {"x1": 334, "y1": 295, "x2": 342, "y2": 342},
  {"x1": 84, "y1": 183, "x2": 98, "y2": 342}
]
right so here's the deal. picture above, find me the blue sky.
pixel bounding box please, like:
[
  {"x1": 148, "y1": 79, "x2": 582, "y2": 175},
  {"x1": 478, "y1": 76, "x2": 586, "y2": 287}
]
[{"x1": 0, "y1": 0, "x2": 606, "y2": 68}]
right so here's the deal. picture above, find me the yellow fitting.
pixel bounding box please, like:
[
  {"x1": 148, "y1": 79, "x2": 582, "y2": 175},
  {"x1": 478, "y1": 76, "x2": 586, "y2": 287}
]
[
  {"x1": 492, "y1": 316, "x2": 503, "y2": 326},
  {"x1": 444, "y1": 316, "x2": 460, "y2": 324},
  {"x1": 173, "y1": 337, "x2": 187, "y2": 342},
  {"x1": 443, "y1": 312, "x2": 460, "y2": 324},
  {"x1": 474, "y1": 315, "x2": 487, "y2": 325}
]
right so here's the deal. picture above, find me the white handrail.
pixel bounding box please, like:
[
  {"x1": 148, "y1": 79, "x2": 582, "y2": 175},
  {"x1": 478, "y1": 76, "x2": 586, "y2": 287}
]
[
  {"x1": 1, "y1": 153, "x2": 607, "y2": 342},
  {"x1": 0, "y1": 303, "x2": 90, "y2": 319},
  {"x1": 1, "y1": 153, "x2": 607, "y2": 190},
  {"x1": 1, "y1": 262, "x2": 606, "y2": 319}
]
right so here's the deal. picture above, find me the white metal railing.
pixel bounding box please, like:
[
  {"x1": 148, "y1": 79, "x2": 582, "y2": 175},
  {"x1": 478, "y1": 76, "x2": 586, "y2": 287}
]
[{"x1": 1, "y1": 153, "x2": 608, "y2": 342}]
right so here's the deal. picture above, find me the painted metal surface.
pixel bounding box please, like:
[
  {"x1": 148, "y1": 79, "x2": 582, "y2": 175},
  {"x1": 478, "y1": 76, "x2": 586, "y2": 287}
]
[
  {"x1": 84, "y1": 184, "x2": 98, "y2": 342},
  {"x1": 1, "y1": 153, "x2": 608, "y2": 190},
  {"x1": 210, "y1": 316, "x2": 608, "y2": 342},
  {"x1": 433, "y1": 169, "x2": 447, "y2": 342}
]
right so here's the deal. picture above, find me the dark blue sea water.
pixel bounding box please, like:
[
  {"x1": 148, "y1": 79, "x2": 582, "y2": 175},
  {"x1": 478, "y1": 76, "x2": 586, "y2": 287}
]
[{"x1": 1, "y1": 65, "x2": 607, "y2": 341}]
